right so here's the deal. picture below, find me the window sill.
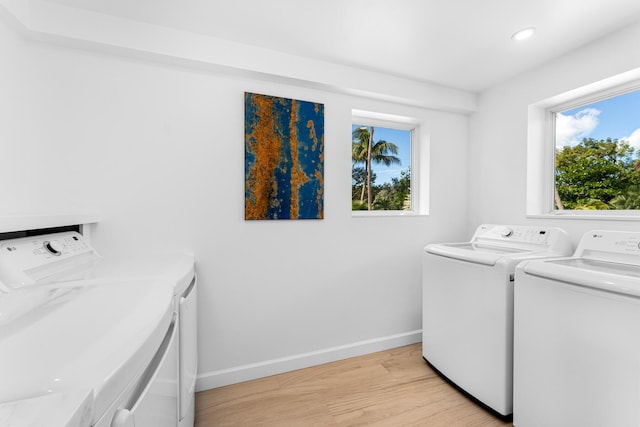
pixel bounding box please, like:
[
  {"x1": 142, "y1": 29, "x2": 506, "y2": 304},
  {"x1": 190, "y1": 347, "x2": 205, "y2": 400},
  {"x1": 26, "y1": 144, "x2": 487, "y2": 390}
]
[
  {"x1": 352, "y1": 210, "x2": 427, "y2": 218},
  {"x1": 528, "y1": 212, "x2": 640, "y2": 221}
]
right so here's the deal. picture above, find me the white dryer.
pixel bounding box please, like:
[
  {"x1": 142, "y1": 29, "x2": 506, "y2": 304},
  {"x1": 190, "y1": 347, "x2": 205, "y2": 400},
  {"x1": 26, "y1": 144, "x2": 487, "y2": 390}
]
[
  {"x1": 514, "y1": 230, "x2": 640, "y2": 427},
  {"x1": 90, "y1": 254, "x2": 197, "y2": 427},
  {"x1": 0, "y1": 230, "x2": 196, "y2": 427},
  {"x1": 422, "y1": 224, "x2": 572, "y2": 417}
]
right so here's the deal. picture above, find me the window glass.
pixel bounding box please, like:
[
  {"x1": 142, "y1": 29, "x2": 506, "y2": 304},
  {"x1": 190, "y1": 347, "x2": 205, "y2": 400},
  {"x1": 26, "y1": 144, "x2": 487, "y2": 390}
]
[
  {"x1": 554, "y1": 89, "x2": 640, "y2": 210},
  {"x1": 352, "y1": 125, "x2": 412, "y2": 211}
]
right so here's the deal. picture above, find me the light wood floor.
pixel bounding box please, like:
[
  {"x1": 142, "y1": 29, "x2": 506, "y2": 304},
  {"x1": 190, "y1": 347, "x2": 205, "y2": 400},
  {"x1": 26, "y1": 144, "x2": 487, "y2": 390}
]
[{"x1": 195, "y1": 343, "x2": 514, "y2": 426}]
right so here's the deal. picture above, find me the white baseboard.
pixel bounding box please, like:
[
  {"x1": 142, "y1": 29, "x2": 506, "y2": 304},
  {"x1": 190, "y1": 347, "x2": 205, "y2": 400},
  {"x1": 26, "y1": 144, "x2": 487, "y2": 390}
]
[{"x1": 196, "y1": 329, "x2": 422, "y2": 392}]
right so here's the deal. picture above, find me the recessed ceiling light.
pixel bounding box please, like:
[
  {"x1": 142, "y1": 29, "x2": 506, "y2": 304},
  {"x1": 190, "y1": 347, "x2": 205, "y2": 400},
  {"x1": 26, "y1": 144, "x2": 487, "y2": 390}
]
[{"x1": 511, "y1": 27, "x2": 536, "y2": 41}]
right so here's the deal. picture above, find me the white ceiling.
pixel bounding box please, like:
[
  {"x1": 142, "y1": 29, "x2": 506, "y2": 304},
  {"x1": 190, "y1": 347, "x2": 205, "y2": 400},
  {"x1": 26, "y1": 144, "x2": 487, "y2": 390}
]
[{"x1": 44, "y1": 0, "x2": 640, "y2": 92}]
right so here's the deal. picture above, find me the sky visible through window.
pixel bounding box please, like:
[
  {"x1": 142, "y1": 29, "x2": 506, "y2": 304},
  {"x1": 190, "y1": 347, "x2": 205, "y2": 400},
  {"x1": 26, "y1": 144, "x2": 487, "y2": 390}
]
[
  {"x1": 351, "y1": 125, "x2": 411, "y2": 185},
  {"x1": 556, "y1": 89, "x2": 640, "y2": 149}
]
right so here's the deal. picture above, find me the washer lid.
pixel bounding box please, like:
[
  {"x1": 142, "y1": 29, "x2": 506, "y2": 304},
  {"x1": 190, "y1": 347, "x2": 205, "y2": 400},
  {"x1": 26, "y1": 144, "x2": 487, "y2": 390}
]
[
  {"x1": 426, "y1": 243, "x2": 526, "y2": 266},
  {"x1": 0, "y1": 278, "x2": 174, "y2": 422}
]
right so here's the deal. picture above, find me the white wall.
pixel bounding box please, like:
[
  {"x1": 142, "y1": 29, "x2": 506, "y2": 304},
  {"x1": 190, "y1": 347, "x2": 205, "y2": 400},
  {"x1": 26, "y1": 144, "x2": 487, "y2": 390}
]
[
  {"x1": 0, "y1": 10, "x2": 469, "y2": 388},
  {"x1": 468, "y1": 20, "x2": 640, "y2": 245}
]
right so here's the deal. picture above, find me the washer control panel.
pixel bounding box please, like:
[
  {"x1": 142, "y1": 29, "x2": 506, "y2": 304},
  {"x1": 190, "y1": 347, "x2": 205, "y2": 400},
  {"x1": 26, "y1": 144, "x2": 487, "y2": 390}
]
[
  {"x1": 476, "y1": 224, "x2": 554, "y2": 245},
  {"x1": 0, "y1": 232, "x2": 100, "y2": 290},
  {"x1": 472, "y1": 224, "x2": 573, "y2": 255}
]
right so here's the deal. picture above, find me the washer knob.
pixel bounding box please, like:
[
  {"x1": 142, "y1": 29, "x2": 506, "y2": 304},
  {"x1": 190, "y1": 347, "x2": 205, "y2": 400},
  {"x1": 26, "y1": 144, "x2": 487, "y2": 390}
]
[
  {"x1": 501, "y1": 229, "x2": 513, "y2": 238},
  {"x1": 43, "y1": 240, "x2": 64, "y2": 256}
]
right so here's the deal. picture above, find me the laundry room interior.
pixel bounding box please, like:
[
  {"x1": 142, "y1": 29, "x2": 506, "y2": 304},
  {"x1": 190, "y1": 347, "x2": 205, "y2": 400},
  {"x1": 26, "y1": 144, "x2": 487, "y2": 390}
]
[{"x1": 3, "y1": 1, "x2": 640, "y2": 426}]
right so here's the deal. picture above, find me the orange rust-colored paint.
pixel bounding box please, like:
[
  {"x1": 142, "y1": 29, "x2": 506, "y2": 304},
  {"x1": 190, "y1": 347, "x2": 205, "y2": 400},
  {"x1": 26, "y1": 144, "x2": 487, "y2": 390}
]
[
  {"x1": 289, "y1": 99, "x2": 299, "y2": 219},
  {"x1": 245, "y1": 95, "x2": 281, "y2": 220}
]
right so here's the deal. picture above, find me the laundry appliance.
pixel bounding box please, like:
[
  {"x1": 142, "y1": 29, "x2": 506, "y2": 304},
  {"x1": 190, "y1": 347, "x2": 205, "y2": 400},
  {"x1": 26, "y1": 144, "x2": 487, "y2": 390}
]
[
  {"x1": 0, "y1": 230, "x2": 196, "y2": 427},
  {"x1": 513, "y1": 230, "x2": 640, "y2": 427},
  {"x1": 89, "y1": 253, "x2": 197, "y2": 427},
  {"x1": 422, "y1": 224, "x2": 572, "y2": 417}
]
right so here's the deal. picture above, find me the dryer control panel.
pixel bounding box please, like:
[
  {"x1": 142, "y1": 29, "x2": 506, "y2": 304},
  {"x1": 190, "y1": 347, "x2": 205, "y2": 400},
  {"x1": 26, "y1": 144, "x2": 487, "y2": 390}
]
[
  {"x1": 576, "y1": 230, "x2": 640, "y2": 265},
  {"x1": 0, "y1": 232, "x2": 100, "y2": 291}
]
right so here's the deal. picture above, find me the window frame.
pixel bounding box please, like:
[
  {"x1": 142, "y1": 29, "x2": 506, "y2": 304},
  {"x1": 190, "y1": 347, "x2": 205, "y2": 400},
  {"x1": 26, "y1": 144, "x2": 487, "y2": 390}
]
[
  {"x1": 351, "y1": 110, "x2": 428, "y2": 217},
  {"x1": 527, "y1": 72, "x2": 640, "y2": 221}
]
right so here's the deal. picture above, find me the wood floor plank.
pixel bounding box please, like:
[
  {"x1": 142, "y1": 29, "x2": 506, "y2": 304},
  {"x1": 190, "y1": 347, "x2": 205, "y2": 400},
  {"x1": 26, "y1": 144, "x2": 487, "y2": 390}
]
[{"x1": 195, "y1": 343, "x2": 513, "y2": 427}]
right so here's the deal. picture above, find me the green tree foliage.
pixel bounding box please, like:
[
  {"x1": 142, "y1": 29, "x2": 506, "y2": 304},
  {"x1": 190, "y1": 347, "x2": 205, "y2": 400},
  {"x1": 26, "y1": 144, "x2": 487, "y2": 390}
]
[
  {"x1": 352, "y1": 166, "x2": 375, "y2": 200},
  {"x1": 387, "y1": 168, "x2": 411, "y2": 211},
  {"x1": 352, "y1": 167, "x2": 411, "y2": 211},
  {"x1": 555, "y1": 138, "x2": 640, "y2": 209},
  {"x1": 610, "y1": 185, "x2": 640, "y2": 209},
  {"x1": 352, "y1": 127, "x2": 401, "y2": 210}
]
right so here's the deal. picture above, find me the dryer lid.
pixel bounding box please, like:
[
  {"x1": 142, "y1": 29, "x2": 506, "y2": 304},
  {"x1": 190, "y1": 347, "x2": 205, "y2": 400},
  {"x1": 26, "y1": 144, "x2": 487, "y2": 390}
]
[
  {"x1": 548, "y1": 258, "x2": 640, "y2": 278},
  {"x1": 523, "y1": 258, "x2": 640, "y2": 298},
  {"x1": 0, "y1": 278, "x2": 174, "y2": 422}
]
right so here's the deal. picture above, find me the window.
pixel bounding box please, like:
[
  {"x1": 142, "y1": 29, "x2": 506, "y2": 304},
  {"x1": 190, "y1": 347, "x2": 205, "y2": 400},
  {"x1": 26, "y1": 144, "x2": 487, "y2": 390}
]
[
  {"x1": 552, "y1": 88, "x2": 640, "y2": 211},
  {"x1": 351, "y1": 110, "x2": 428, "y2": 216},
  {"x1": 352, "y1": 124, "x2": 413, "y2": 212},
  {"x1": 527, "y1": 72, "x2": 640, "y2": 219}
]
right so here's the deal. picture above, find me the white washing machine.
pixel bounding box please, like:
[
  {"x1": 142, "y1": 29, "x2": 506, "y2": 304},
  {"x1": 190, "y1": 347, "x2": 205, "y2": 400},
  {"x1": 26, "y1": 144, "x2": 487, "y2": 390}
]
[
  {"x1": 422, "y1": 224, "x2": 572, "y2": 417},
  {"x1": 0, "y1": 230, "x2": 196, "y2": 427},
  {"x1": 514, "y1": 230, "x2": 640, "y2": 427}
]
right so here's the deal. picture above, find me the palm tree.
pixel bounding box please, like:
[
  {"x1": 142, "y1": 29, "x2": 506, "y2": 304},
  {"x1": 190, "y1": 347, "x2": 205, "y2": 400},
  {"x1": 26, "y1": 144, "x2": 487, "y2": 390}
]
[{"x1": 352, "y1": 126, "x2": 401, "y2": 210}]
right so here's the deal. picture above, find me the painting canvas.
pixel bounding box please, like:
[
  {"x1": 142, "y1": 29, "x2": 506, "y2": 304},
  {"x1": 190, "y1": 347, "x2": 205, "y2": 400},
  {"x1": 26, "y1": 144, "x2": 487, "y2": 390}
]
[{"x1": 244, "y1": 92, "x2": 324, "y2": 220}]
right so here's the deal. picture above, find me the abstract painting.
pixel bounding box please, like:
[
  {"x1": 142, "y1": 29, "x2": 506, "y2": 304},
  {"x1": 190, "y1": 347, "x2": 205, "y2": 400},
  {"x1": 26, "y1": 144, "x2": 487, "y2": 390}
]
[{"x1": 244, "y1": 92, "x2": 324, "y2": 220}]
